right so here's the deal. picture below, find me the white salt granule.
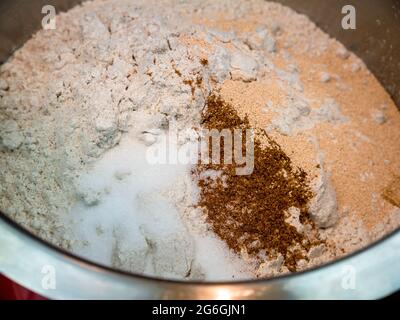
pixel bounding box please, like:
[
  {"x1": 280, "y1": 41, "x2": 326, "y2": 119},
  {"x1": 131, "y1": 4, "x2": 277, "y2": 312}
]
[{"x1": 65, "y1": 134, "x2": 194, "y2": 279}]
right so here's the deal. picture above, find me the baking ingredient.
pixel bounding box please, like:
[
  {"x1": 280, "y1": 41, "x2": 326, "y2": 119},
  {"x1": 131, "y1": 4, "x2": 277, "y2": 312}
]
[
  {"x1": 196, "y1": 94, "x2": 322, "y2": 272},
  {"x1": 0, "y1": 0, "x2": 399, "y2": 280}
]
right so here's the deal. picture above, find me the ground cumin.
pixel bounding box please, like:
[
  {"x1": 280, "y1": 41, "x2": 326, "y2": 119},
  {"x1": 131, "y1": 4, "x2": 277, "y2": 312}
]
[{"x1": 195, "y1": 94, "x2": 321, "y2": 271}]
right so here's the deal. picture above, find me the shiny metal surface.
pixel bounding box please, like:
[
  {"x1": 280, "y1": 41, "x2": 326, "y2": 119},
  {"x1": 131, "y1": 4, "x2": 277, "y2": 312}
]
[
  {"x1": 0, "y1": 0, "x2": 399, "y2": 299},
  {"x1": 1, "y1": 214, "x2": 399, "y2": 299}
]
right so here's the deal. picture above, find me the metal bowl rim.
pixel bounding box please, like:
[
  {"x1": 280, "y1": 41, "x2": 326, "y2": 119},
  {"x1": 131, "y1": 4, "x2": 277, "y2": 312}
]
[{"x1": 1, "y1": 210, "x2": 399, "y2": 285}]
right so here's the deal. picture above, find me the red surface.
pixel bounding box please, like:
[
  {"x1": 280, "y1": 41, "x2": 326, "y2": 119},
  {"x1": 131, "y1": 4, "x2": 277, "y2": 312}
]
[{"x1": 0, "y1": 274, "x2": 46, "y2": 300}]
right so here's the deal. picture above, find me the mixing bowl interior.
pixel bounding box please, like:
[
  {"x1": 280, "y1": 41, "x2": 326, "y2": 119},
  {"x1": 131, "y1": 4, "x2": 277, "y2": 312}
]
[{"x1": 0, "y1": 0, "x2": 399, "y2": 299}]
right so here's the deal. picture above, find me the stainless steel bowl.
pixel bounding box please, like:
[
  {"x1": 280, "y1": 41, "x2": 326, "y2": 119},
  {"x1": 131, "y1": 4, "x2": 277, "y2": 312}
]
[{"x1": 0, "y1": 0, "x2": 399, "y2": 299}]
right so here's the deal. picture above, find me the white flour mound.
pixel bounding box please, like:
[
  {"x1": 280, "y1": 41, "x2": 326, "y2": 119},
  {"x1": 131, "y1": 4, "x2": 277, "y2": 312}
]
[
  {"x1": 0, "y1": 0, "x2": 273, "y2": 280},
  {"x1": 1, "y1": 0, "x2": 395, "y2": 280}
]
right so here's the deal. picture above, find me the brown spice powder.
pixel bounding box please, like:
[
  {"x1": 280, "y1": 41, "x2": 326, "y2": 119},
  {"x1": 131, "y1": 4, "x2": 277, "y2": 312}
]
[{"x1": 195, "y1": 94, "x2": 322, "y2": 271}]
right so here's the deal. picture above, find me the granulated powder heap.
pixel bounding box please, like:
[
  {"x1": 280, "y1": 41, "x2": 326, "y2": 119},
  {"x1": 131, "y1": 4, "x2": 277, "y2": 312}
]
[
  {"x1": 0, "y1": 0, "x2": 399, "y2": 280},
  {"x1": 196, "y1": 94, "x2": 322, "y2": 271}
]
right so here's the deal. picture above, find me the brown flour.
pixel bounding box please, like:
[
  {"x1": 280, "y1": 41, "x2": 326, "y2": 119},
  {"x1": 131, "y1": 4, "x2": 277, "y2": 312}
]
[{"x1": 194, "y1": 3, "x2": 400, "y2": 262}]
